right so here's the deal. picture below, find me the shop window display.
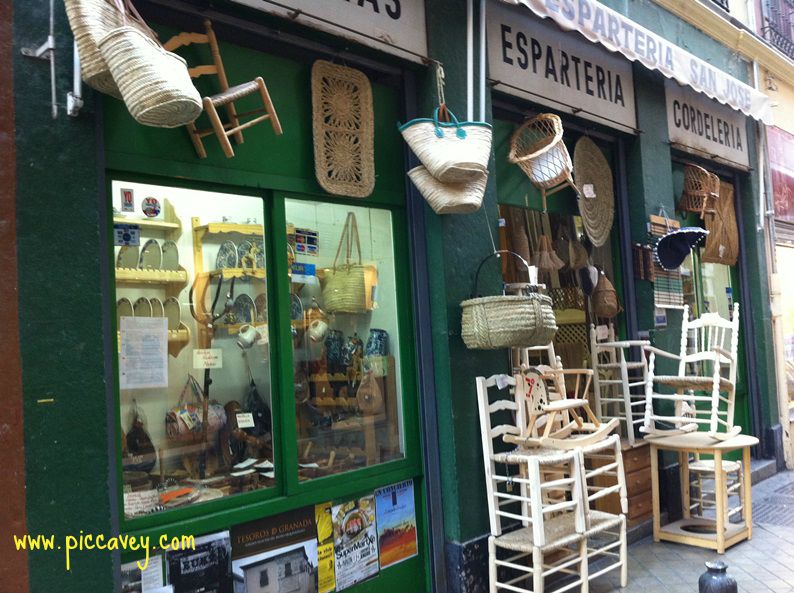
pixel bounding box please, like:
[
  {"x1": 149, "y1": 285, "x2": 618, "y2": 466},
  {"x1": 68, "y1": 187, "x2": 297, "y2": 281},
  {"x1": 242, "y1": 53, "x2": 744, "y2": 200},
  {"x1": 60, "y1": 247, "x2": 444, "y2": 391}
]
[
  {"x1": 112, "y1": 180, "x2": 274, "y2": 519},
  {"x1": 286, "y1": 199, "x2": 405, "y2": 479}
]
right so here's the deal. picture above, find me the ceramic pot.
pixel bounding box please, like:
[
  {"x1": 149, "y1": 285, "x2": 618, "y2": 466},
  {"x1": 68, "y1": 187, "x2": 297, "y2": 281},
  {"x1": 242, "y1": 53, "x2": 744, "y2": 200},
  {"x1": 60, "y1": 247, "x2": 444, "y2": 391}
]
[
  {"x1": 699, "y1": 562, "x2": 737, "y2": 593},
  {"x1": 365, "y1": 328, "x2": 389, "y2": 356}
]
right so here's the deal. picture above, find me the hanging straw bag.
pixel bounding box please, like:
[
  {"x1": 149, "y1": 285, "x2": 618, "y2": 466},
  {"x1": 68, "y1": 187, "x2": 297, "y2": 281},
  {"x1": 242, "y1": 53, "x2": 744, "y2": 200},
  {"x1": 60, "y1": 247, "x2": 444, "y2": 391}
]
[
  {"x1": 592, "y1": 272, "x2": 621, "y2": 319},
  {"x1": 702, "y1": 180, "x2": 739, "y2": 266},
  {"x1": 407, "y1": 165, "x2": 486, "y2": 214},
  {"x1": 98, "y1": 0, "x2": 202, "y2": 127},
  {"x1": 400, "y1": 106, "x2": 492, "y2": 183},
  {"x1": 65, "y1": 0, "x2": 154, "y2": 98},
  {"x1": 461, "y1": 251, "x2": 557, "y2": 349},
  {"x1": 322, "y1": 212, "x2": 378, "y2": 313}
]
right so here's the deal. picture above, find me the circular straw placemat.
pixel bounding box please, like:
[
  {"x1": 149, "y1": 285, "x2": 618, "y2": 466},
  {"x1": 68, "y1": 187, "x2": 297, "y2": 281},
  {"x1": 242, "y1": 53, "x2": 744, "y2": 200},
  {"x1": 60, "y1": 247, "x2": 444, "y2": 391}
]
[
  {"x1": 573, "y1": 136, "x2": 614, "y2": 247},
  {"x1": 311, "y1": 60, "x2": 375, "y2": 198}
]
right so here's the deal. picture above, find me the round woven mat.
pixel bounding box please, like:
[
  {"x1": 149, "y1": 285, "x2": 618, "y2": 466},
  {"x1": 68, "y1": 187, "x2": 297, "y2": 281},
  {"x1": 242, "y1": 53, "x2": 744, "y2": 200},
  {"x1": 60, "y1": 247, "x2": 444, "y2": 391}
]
[{"x1": 573, "y1": 137, "x2": 614, "y2": 247}]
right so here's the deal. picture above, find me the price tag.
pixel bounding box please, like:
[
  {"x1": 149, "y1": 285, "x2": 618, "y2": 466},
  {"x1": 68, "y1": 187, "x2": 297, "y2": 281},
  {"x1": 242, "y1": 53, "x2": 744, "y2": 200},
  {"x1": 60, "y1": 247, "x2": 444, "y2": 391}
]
[
  {"x1": 583, "y1": 183, "x2": 597, "y2": 199},
  {"x1": 123, "y1": 490, "x2": 159, "y2": 516},
  {"x1": 596, "y1": 324, "x2": 610, "y2": 340},
  {"x1": 193, "y1": 348, "x2": 222, "y2": 369},
  {"x1": 236, "y1": 412, "x2": 255, "y2": 429},
  {"x1": 114, "y1": 224, "x2": 140, "y2": 246}
]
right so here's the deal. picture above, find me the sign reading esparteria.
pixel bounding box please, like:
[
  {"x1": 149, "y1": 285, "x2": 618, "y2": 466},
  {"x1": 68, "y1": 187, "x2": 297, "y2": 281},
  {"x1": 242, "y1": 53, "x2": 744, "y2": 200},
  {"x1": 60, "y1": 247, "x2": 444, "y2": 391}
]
[
  {"x1": 488, "y1": 0, "x2": 636, "y2": 133},
  {"x1": 230, "y1": 0, "x2": 428, "y2": 63}
]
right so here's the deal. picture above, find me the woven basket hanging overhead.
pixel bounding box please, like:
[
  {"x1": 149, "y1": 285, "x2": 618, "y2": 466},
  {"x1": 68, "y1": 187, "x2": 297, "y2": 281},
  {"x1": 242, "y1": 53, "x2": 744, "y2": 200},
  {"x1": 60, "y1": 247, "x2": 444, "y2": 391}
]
[
  {"x1": 573, "y1": 136, "x2": 614, "y2": 248},
  {"x1": 311, "y1": 60, "x2": 375, "y2": 198},
  {"x1": 678, "y1": 164, "x2": 718, "y2": 219},
  {"x1": 508, "y1": 114, "x2": 578, "y2": 212},
  {"x1": 702, "y1": 179, "x2": 739, "y2": 266}
]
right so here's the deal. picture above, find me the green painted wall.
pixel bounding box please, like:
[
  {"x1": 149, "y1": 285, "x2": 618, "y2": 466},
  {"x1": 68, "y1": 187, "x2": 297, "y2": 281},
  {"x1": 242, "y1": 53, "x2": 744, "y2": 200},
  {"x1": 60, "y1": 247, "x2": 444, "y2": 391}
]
[{"x1": 14, "y1": 1, "x2": 114, "y2": 590}]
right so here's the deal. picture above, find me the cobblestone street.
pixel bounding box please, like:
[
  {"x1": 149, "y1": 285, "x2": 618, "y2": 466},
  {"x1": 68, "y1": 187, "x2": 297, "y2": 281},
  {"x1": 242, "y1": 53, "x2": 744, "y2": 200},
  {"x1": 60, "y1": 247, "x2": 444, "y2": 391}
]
[{"x1": 590, "y1": 470, "x2": 794, "y2": 593}]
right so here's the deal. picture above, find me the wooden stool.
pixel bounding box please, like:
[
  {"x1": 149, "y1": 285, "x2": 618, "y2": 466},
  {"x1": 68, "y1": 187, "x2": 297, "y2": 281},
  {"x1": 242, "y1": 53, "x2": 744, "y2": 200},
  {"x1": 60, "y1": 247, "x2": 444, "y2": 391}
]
[{"x1": 648, "y1": 432, "x2": 757, "y2": 553}]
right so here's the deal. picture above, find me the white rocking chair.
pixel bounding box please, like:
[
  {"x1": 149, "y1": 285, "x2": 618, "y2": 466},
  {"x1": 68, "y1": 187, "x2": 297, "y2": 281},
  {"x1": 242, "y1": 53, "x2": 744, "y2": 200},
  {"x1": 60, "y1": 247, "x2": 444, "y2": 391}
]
[{"x1": 642, "y1": 303, "x2": 741, "y2": 441}]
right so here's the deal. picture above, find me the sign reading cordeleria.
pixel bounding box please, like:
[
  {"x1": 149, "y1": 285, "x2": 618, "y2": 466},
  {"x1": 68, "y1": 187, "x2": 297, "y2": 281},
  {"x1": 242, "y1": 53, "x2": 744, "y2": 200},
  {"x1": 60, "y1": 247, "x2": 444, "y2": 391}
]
[
  {"x1": 230, "y1": 0, "x2": 427, "y2": 63},
  {"x1": 666, "y1": 80, "x2": 749, "y2": 169},
  {"x1": 487, "y1": 0, "x2": 636, "y2": 134}
]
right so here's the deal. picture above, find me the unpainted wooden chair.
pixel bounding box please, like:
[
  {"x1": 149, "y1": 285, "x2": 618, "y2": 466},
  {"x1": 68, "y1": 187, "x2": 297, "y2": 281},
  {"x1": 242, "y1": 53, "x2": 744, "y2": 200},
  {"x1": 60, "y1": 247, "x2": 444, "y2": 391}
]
[
  {"x1": 642, "y1": 303, "x2": 741, "y2": 440},
  {"x1": 164, "y1": 20, "x2": 283, "y2": 158},
  {"x1": 687, "y1": 454, "x2": 744, "y2": 523},
  {"x1": 590, "y1": 324, "x2": 650, "y2": 446}
]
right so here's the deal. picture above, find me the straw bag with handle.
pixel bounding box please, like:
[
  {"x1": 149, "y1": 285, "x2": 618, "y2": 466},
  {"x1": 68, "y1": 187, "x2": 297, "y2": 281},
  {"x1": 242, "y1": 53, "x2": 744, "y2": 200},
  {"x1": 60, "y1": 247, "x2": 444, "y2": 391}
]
[
  {"x1": 322, "y1": 212, "x2": 378, "y2": 313},
  {"x1": 461, "y1": 251, "x2": 557, "y2": 349},
  {"x1": 165, "y1": 375, "x2": 227, "y2": 444},
  {"x1": 592, "y1": 271, "x2": 621, "y2": 319},
  {"x1": 400, "y1": 106, "x2": 492, "y2": 183},
  {"x1": 65, "y1": 0, "x2": 154, "y2": 98},
  {"x1": 98, "y1": 0, "x2": 202, "y2": 127}
]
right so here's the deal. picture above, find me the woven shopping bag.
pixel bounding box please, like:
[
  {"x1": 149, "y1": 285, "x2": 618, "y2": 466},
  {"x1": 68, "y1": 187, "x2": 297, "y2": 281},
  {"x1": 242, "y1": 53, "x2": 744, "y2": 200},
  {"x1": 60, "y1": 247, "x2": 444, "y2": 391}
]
[
  {"x1": 64, "y1": 0, "x2": 154, "y2": 98},
  {"x1": 400, "y1": 106, "x2": 492, "y2": 183},
  {"x1": 322, "y1": 212, "x2": 378, "y2": 313},
  {"x1": 407, "y1": 165, "x2": 486, "y2": 214},
  {"x1": 98, "y1": 0, "x2": 202, "y2": 127},
  {"x1": 461, "y1": 251, "x2": 557, "y2": 349}
]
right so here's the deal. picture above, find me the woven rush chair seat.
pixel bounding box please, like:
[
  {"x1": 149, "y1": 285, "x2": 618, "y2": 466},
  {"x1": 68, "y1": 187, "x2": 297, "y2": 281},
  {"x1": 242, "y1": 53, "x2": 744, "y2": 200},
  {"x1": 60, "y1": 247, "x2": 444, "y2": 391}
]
[
  {"x1": 495, "y1": 516, "x2": 584, "y2": 553},
  {"x1": 587, "y1": 510, "x2": 625, "y2": 534},
  {"x1": 689, "y1": 459, "x2": 742, "y2": 473},
  {"x1": 652, "y1": 375, "x2": 734, "y2": 392},
  {"x1": 597, "y1": 361, "x2": 646, "y2": 370},
  {"x1": 209, "y1": 80, "x2": 261, "y2": 105}
]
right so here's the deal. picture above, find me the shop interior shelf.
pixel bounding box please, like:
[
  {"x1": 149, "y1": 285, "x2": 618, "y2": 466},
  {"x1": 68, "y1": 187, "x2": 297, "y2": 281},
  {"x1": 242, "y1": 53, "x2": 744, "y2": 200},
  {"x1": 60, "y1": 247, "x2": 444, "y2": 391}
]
[
  {"x1": 113, "y1": 216, "x2": 181, "y2": 232},
  {"x1": 115, "y1": 267, "x2": 189, "y2": 285},
  {"x1": 202, "y1": 267, "x2": 266, "y2": 280},
  {"x1": 194, "y1": 222, "x2": 264, "y2": 238}
]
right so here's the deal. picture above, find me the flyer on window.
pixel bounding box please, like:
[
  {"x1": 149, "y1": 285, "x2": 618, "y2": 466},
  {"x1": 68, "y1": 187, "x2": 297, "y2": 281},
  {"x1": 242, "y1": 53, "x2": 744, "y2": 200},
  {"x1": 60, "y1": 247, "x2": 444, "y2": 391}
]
[
  {"x1": 375, "y1": 479, "x2": 418, "y2": 568},
  {"x1": 166, "y1": 532, "x2": 232, "y2": 593},
  {"x1": 332, "y1": 495, "x2": 379, "y2": 591},
  {"x1": 230, "y1": 506, "x2": 319, "y2": 593},
  {"x1": 315, "y1": 502, "x2": 336, "y2": 593}
]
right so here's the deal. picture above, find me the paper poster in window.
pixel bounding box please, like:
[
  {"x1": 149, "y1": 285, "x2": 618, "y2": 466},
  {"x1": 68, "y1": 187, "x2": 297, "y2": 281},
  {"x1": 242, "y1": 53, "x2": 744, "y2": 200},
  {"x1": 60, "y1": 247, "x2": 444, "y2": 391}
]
[
  {"x1": 166, "y1": 532, "x2": 232, "y2": 593},
  {"x1": 332, "y1": 495, "x2": 379, "y2": 590},
  {"x1": 231, "y1": 506, "x2": 319, "y2": 593},
  {"x1": 315, "y1": 502, "x2": 336, "y2": 593},
  {"x1": 375, "y1": 480, "x2": 418, "y2": 568}
]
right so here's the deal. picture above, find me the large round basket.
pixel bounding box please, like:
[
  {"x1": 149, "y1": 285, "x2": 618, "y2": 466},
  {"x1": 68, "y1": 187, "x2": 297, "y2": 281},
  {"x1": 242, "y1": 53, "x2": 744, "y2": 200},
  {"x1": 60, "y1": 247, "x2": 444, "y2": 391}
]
[
  {"x1": 460, "y1": 251, "x2": 557, "y2": 350},
  {"x1": 573, "y1": 136, "x2": 615, "y2": 247}
]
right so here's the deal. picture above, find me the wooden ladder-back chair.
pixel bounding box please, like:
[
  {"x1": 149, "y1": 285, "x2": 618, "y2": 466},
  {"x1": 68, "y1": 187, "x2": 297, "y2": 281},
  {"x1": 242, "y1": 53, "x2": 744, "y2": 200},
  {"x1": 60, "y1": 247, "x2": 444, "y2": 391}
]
[
  {"x1": 164, "y1": 20, "x2": 283, "y2": 158},
  {"x1": 590, "y1": 324, "x2": 650, "y2": 446},
  {"x1": 578, "y1": 434, "x2": 628, "y2": 588},
  {"x1": 642, "y1": 303, "x2": 741, "y2": 440}
]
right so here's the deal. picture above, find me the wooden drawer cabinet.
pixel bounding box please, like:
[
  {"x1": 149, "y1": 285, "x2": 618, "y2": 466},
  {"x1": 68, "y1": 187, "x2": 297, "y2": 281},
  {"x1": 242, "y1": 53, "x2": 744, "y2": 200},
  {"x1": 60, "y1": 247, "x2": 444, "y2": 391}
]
[
  {"x1": 625, "y1": 466, "x2": 652, "y2": 497},
  {"x1": 593, "y1": 439, "x2": 652, "y2": 524}
]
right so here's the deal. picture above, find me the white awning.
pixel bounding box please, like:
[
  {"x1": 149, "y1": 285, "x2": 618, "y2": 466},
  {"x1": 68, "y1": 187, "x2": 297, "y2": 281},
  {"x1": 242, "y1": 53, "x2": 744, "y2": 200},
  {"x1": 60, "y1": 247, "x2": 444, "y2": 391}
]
[{"x1": 500, "y1": 0, "x2": 774, "y2": 125}]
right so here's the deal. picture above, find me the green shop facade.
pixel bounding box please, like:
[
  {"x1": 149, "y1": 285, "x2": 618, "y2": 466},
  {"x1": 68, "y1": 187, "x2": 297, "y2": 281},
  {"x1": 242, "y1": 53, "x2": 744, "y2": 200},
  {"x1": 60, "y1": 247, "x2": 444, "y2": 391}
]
[{"x1": 5, "y1": 1, "x2": 784, "y2": 592}]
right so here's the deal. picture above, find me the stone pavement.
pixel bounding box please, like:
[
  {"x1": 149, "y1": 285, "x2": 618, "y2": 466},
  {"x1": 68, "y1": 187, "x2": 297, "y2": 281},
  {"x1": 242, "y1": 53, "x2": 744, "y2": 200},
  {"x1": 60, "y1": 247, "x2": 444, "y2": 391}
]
[{"x1": 589, "y1": 469, "x2": 794, "y2": 593}]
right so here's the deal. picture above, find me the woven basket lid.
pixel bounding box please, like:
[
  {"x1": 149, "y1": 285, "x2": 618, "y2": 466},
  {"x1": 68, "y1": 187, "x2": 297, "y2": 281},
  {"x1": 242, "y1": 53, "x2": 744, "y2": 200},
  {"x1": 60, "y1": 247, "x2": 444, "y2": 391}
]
[{"x1": 573, "y1": 137, "x2": 614, "y2": 247}]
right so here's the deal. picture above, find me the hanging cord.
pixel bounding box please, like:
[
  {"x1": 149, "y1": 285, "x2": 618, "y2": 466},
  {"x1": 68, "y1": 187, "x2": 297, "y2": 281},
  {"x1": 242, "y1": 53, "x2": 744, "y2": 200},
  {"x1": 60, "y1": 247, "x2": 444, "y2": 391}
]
[{"x1": 482, "y1": 203, "x2": 498, "y2": 254}]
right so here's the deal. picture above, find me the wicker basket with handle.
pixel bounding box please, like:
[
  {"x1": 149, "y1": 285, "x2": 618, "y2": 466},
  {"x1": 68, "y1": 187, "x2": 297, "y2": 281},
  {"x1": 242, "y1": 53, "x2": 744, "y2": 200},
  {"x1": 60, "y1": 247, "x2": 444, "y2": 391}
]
[
  {"x1": 400, "y1": 106, "x2": 492, "y2": 183},
  {"x1": 678, "y1": 164, "x2": 718, "y2": 218},
  {"x1": 461, "y1": 251, "x2": 557, "y2": 349},
  {"x1": 407, "y1": 165, "x2": 486, "y2": 214},
  {"x1": 322, "y1": 212, "x2": 378, "y2": 313}
]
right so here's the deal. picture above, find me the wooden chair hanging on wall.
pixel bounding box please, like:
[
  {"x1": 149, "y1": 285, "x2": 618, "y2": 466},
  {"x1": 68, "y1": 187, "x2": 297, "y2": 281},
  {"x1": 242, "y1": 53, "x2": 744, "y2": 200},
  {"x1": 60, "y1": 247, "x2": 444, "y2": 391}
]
[{"x1": 164, "y1": 20, "x2": 283, "y2": 158}]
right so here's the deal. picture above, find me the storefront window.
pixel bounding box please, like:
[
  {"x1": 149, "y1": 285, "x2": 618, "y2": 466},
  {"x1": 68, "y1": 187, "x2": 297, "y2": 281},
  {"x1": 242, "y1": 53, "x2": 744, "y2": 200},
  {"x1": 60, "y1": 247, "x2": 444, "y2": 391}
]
[
  {"x1": 776, "y1": 245, "x2": 794, "y2": 404},
  {"x1": 112, "y1": 181, "x2": 274, "y2": 519},
  {"x1": 286, "y1": 199, "x2": 404, "y2": 479}
]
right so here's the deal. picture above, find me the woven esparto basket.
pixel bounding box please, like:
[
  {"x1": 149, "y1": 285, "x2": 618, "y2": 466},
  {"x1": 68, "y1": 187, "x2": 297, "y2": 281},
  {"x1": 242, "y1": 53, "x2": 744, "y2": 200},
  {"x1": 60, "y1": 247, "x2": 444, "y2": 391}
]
[
  {"x1": 311, "y1": 60, "x2": 375, "y2": 198},
  {"x1": 98, "y1": 24, "x2": 202, "y2": 127},
  {"x1": 400, "y1": 107, "x2": 492, "y2": 183},
  {"x1": 461, "y1": 251, "x2": 557, "y2": 349},
  {"x1": 508, "y1": 114, "x2": 573, "y2": 190},
  {"x1": 678, "y1": 164, "x2": 718, "y2": 218},
  {"x1": 407, "y1": 165, "x2": 486, "y2": 214},
  {"x1": 64, "y1": 0, "x2": 154, "y2": 98}
]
